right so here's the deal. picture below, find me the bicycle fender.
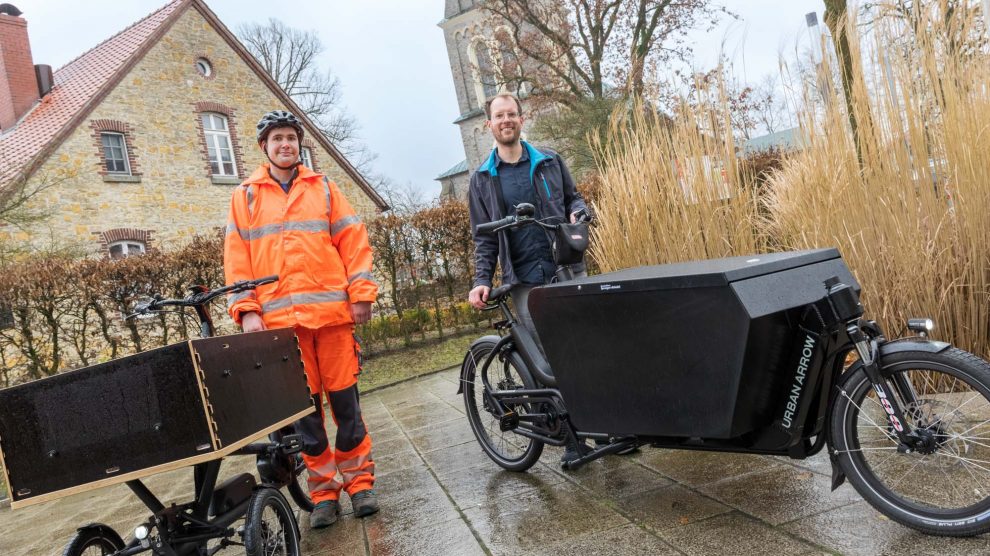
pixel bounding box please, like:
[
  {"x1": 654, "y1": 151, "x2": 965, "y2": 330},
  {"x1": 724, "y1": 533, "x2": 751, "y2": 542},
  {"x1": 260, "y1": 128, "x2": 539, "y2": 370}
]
[
  {"x1": 457, "y1": 335, "x2": 504, "y2": 394},
  {"x1": 75, "y1": 523, "x2": 125, "y2": 548},
  {"x1": 878, "y1": 337, "x2": 951, "y2": 355}
]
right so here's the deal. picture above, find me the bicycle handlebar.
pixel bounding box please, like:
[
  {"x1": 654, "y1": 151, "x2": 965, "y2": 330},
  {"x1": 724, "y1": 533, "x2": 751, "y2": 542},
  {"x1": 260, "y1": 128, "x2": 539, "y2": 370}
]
[{"x1": 130, "y1": 275, "x2": 278, "y2": 317}]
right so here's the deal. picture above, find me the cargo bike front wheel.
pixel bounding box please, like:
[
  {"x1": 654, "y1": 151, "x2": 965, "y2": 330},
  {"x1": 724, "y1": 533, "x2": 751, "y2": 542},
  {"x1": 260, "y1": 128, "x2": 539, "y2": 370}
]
[
  {"x1": 831, "y1": 347, "x2": 990, "y2": 536},
  {"x1": 62, "y1": 524, "x2": 125, "y2": 556},
  {"x1": 462, "y1": 338, "x2": 544, "y2": 471},
  {"x1": 244, "y1": 487, "x2": 300, "y2": 556}
]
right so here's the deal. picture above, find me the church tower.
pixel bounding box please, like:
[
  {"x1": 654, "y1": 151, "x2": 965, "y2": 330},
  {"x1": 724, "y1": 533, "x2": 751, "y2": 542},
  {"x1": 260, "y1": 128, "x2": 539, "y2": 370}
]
[{"x1": 436, "y1": 0, "x2": 532, "y2": 199}]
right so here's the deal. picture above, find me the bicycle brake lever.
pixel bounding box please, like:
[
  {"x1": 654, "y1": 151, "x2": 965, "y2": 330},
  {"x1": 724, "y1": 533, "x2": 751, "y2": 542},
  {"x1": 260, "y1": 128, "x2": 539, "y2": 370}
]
[{"x1": 278, "y1": 434, "x2": 304, "y2": 456}]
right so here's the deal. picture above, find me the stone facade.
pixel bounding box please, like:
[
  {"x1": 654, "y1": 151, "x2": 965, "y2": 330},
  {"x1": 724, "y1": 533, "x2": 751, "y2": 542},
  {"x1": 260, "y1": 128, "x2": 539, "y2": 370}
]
[{"x1": 6, "y1": 5, "x2": 380, "y2": 255}]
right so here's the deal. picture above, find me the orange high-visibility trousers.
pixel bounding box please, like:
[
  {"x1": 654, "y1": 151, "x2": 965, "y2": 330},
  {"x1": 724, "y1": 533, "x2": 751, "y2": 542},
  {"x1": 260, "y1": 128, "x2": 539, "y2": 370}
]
[{"x1": 294, "y1": 324, "x2": 374, "y2": 503}]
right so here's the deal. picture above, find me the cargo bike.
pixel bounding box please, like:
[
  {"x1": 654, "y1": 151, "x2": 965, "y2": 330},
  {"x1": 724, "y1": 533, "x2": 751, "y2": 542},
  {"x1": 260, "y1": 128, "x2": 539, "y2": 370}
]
[
  {"x1": 0, "y1": 276, "x2": 317, "y2": 555},
  {"x1": 460, "y1": 203, "x2": 990, "y2": 537}
]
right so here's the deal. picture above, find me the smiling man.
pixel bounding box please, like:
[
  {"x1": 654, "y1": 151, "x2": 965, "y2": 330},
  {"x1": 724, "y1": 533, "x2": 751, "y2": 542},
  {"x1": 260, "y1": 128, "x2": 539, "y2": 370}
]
[
  {"x1": 466, "y1": 93, "x2": 589, "y2": 462},
  {"x1": 224, "y1": 110, "x2": 380, "y2": 529},
  {"x1": 467, "y1": 93, "x2": 588, "y2": 313}
]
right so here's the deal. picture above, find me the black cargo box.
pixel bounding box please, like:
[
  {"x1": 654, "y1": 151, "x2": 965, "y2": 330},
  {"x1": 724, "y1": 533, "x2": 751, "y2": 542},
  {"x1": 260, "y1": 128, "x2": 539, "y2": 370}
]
[
  {"x1": 528, "y1": 248, "x2": 858, "y2": 439},
  {"x1": 0, "y1": 328, "x2": 312, "y2": 509}
]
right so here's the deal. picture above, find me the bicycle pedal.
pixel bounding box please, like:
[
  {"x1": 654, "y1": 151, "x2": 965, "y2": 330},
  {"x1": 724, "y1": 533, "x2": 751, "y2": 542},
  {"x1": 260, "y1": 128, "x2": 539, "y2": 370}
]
[
  {"x1": 499, "y1": 410, "x2": 519, "y2": 431},
  {"x1": 280, "y1": 434, "x2": 304, "y2": 455}
]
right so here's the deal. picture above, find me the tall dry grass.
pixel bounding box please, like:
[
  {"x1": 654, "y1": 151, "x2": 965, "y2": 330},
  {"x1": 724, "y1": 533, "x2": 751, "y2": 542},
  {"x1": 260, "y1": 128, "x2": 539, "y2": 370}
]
[
  {"x1": 591, "y1": 6, "x2": 990, "y2": 356},
  {"x1": 590, "y1": 95, "x2": 762, "y2": 270},
  {"x1": 764, "y1": 8, "x2": 990, "y2": 355}
]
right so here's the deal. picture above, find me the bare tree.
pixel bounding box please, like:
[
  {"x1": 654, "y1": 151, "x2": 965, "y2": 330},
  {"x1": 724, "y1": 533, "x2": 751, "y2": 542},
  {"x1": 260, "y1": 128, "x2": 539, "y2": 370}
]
[
  {"x1": 751, "y1": 75, "x2": 790, "y2": 136},
  {"x1": 237, "y1": 19, "x2": 362, "y2": 154},
  {"x1": 482, "y1": 0, "x2": 732, "y2": 108}
]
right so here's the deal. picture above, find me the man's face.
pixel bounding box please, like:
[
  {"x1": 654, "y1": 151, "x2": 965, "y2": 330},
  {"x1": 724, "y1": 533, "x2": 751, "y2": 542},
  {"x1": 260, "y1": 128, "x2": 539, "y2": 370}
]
[
  {"x1": 263, "y1": 126, "x2": 300, "y2": 166},
  {"x1": 486, "y1": 97, "x2": 524, "y2": 146}
]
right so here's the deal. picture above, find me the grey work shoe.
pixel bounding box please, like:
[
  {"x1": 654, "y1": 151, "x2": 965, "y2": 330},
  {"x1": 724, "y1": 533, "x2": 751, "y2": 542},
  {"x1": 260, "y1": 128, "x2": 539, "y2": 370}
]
[
  {"x1": 309, "y1": 500, "x2": 340, "y2": 529},
  {"x1": 350, "y1": 489, "x2": 380, "y2": 518}
]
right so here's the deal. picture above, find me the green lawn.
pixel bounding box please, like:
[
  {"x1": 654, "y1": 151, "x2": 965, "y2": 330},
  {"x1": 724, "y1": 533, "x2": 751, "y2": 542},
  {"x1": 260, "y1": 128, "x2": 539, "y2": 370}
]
[{"x1": 360, "y1": 332, "x2": 474, "y2": 392}]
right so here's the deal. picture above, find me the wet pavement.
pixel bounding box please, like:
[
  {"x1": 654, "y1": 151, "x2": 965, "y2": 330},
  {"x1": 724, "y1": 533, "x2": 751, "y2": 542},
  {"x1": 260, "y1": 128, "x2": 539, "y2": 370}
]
[{"x1": 3, "y1": 367, "x2": 990, "y2": 555}]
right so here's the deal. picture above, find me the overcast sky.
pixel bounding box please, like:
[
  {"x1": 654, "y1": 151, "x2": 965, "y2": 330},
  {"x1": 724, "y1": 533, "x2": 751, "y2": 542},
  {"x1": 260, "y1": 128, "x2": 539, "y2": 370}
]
[{"x1": 23, "y1": 0, "x2": 826, "y2": 200}]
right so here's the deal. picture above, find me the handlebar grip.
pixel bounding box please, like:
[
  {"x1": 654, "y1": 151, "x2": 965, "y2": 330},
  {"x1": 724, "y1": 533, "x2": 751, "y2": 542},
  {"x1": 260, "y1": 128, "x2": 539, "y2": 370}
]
[
  {"x1": 476, "y1": 216, "x2": 514, "y2": 234},
  {"x1": 254, "y1": 274, "x2": 279, "y2": 286}
]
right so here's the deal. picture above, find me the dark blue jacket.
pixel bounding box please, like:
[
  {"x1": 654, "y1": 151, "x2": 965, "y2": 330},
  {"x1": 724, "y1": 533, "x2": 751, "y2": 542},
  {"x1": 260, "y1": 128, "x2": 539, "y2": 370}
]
[{"x1": 468, "y1": 141, "x2": 588, "y2": 288}]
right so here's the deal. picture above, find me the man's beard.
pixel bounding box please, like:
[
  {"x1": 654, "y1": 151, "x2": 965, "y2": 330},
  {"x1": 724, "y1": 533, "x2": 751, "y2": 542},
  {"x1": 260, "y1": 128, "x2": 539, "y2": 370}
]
[{"x1": 492, "y1": 125, "x2": 521, "y2": 146}]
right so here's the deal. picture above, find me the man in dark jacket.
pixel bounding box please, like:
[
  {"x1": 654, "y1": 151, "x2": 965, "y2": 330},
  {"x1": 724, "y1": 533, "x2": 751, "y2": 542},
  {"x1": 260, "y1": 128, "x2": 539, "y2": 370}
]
[
  {"x1": 467, "y1": 93, "x2": 589, "y2": 463},
  {"x1": 467, "y1": 93, "x2": 588, "y2": 317}
]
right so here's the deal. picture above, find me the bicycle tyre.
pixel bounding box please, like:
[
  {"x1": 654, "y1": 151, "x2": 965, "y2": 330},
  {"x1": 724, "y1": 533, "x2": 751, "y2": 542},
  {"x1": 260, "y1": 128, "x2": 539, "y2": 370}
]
[
  {"x1": 243, "y1": 487, "x2": 300, "y2": 556},
  {"x1": 62, "y1": 524, "x2": 125, "y2": 556},
  {"x1": 830, "y1": 347, "x2": 990, "y2": 536},
  {"x1": 462, "y1": 337, "x2": 544, "y2": 471},
  {"x1": 268, "y1": 427, "x2": 315, "y2": 512}
]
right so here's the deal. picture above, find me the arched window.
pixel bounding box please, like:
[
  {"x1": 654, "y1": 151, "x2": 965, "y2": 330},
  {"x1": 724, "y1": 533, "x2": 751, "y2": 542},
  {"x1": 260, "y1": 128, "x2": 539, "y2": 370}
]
[
  {"x1": 468, "y1": 37, "x2": 499, "y2": 107},
  {"x1": 98, "y1": 228, "x2": 154, "y2": 260},
  {"x1": 108, "y1": 240, "x2": 146, "y2": 260}
]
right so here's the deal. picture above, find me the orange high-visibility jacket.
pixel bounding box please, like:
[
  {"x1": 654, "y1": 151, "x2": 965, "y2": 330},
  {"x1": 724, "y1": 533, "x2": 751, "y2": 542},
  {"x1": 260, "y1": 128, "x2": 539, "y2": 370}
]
[{"x1": 224, "y1": 163, "x2": 377, "y2": 329}]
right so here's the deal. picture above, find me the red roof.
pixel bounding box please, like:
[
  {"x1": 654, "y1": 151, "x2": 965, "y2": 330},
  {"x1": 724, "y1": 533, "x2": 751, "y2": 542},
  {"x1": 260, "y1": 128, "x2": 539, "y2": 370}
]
[
  {"x1": 0, "y1": 0, "x2": 185, "y2": 184},
  {"x1": 0, "y1": 0, "x2": 386, "y2": 210}
]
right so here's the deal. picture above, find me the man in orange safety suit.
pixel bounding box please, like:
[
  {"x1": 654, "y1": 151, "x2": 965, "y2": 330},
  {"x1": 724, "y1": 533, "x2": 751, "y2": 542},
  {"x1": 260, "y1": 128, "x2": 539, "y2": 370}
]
[{"x1": 224, "y1": 110, "x2": 379, "y2": 529}]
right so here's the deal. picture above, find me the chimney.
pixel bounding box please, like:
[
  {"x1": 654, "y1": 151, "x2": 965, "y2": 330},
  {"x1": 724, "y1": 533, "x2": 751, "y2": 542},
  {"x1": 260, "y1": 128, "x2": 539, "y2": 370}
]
[{"x1": 0, "y1": 4, "x2": 39, "y2": 130}]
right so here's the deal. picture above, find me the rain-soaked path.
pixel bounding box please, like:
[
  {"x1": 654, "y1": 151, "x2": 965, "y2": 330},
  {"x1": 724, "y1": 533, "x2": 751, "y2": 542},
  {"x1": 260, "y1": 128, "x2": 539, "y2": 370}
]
[{"x1": 3, "y1": 367, "x2": 990, "y2": 555}]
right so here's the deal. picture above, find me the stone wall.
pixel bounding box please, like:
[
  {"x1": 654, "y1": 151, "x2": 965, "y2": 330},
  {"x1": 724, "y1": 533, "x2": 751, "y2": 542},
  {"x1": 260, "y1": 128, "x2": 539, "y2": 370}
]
[{"x1": 8, "y1": 5, "x2": 379, "y2": 255}]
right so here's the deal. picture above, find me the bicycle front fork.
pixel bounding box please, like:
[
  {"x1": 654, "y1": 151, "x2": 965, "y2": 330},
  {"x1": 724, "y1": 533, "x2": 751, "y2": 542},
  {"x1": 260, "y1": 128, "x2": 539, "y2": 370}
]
[{"x1": 847, "y1": 323, "x2": 928, "y2": 453}]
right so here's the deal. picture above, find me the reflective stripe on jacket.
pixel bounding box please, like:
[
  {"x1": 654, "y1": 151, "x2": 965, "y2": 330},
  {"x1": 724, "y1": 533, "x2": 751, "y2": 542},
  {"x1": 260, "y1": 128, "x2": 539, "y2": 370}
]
[{"x1": 224, "y1": 163, "x2": 377, "y2": 329}]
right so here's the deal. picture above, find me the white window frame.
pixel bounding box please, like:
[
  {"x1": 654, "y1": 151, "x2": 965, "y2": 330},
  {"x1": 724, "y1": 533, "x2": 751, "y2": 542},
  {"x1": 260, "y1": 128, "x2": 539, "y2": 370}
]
[
  {"x1": 100, "y1": 132, "x2": 130, "y2": 174},
  {"x1": 201, "y1": 113, "x2": 237, "y2": 176},
  {"x1": 108, "y1": 240, "x2": 146, "y2": 260},
  {"x1": 300, "y1": 146, "x2": 313, "y2": 169}
]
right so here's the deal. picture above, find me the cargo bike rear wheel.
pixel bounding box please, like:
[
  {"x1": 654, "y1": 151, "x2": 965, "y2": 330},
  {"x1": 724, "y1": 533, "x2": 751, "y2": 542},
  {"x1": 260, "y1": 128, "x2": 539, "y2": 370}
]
[
  {"x1": 831, "y1": 348, "x2": 990, "y2": 536},
  {"x1": 462, "y1": 338, "x2": 544, "y2": 471}
]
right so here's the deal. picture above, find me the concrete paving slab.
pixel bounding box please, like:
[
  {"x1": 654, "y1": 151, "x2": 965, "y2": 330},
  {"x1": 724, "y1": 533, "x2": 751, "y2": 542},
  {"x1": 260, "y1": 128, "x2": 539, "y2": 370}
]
[
  {"x1": 659, "y1": 512, "x2": 820, "y2": 555},
  {"x1": 561, "y1": 460, "x2": 674, "y2": 502},
  {"x1": 439, "y1": 460, "x2": 567, "y2": 510},
  {"x1": 783, "y1": 500, "x2": 990, "y2": 556},
  {"x1": 616, "y1": 483, "x2": 733, "y2": 531},
  {"x1": 698, "y1": 464, "x2": 864, "y2": 525},
  {"x1": 636, "y1": 448, "x2": 782, "y2": 486},
  {"x1": 532, "y1": 523, "x2": 681, "y2": 555},
  {"x1": 364, "y1": 515, "x2": 485, "y2": 555},
  {"x1": 405, "y1": 414, "x2": 479, "y2": 453},
  {"x1": 461, "y1": 481, "x2": 630, "y2": 555}
]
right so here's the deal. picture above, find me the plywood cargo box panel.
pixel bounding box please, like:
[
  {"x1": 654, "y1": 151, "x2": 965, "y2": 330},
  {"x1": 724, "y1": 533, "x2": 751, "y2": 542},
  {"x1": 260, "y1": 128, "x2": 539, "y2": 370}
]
[
  {"x1": 0, "y1": 328, "x2": 312, "y2": 509},
  {"x1": 529, "y1": 248, "x2": 858, "y2": 439}
]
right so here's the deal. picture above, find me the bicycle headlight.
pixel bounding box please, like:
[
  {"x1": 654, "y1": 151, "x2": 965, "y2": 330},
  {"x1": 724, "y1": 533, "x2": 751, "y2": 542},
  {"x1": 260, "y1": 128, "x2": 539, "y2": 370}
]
[{"x1": 907, "y1": 318, "x2": 935, "y2": 336}]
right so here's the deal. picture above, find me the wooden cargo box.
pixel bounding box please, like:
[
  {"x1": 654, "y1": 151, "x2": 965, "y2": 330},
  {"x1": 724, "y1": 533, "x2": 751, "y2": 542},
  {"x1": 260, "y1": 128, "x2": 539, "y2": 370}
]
[{"x1": 0, "y1": 328, "x2": 312, "y2": 509}]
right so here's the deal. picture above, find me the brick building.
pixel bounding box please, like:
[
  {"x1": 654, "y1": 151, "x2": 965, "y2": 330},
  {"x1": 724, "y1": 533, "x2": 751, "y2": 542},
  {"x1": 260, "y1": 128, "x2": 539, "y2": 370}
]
[{"x1": 0, "y1": 0, "x2": 387, "y2": 257}]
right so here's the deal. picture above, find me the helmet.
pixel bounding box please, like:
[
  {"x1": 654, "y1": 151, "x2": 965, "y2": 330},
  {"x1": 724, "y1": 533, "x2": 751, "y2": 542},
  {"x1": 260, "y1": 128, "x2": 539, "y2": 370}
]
[{"x1": 256, "y1": 110, "x2": 304, "y2": 144}]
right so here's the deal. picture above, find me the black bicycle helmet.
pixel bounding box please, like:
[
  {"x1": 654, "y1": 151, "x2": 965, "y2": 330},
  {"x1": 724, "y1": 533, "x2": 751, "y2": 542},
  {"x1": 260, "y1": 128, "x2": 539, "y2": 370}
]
[{"x1": 256, "y1": 110, "x2": 304, "y2": 144}]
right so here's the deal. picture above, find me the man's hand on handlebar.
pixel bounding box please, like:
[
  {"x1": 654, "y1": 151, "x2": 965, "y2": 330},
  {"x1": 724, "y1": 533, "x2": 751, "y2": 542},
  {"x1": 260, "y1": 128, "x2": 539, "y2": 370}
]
[
  {"x1": 241, "y1": 311, "x2": 267, "y2": 333},
  {"x1": 469, "y1": 285, "x2": 490, "y2": 309}
]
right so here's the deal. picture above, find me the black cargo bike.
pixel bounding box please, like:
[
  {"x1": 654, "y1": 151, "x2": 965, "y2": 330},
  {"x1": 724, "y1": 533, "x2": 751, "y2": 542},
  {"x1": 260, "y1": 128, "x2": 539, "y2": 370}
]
[
  {"x1": 0, "y1": 276, "x2": 316, "y2": 555},
  {"x1": 460, "y1": 203, "x2": 990, "y2": 537}
]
